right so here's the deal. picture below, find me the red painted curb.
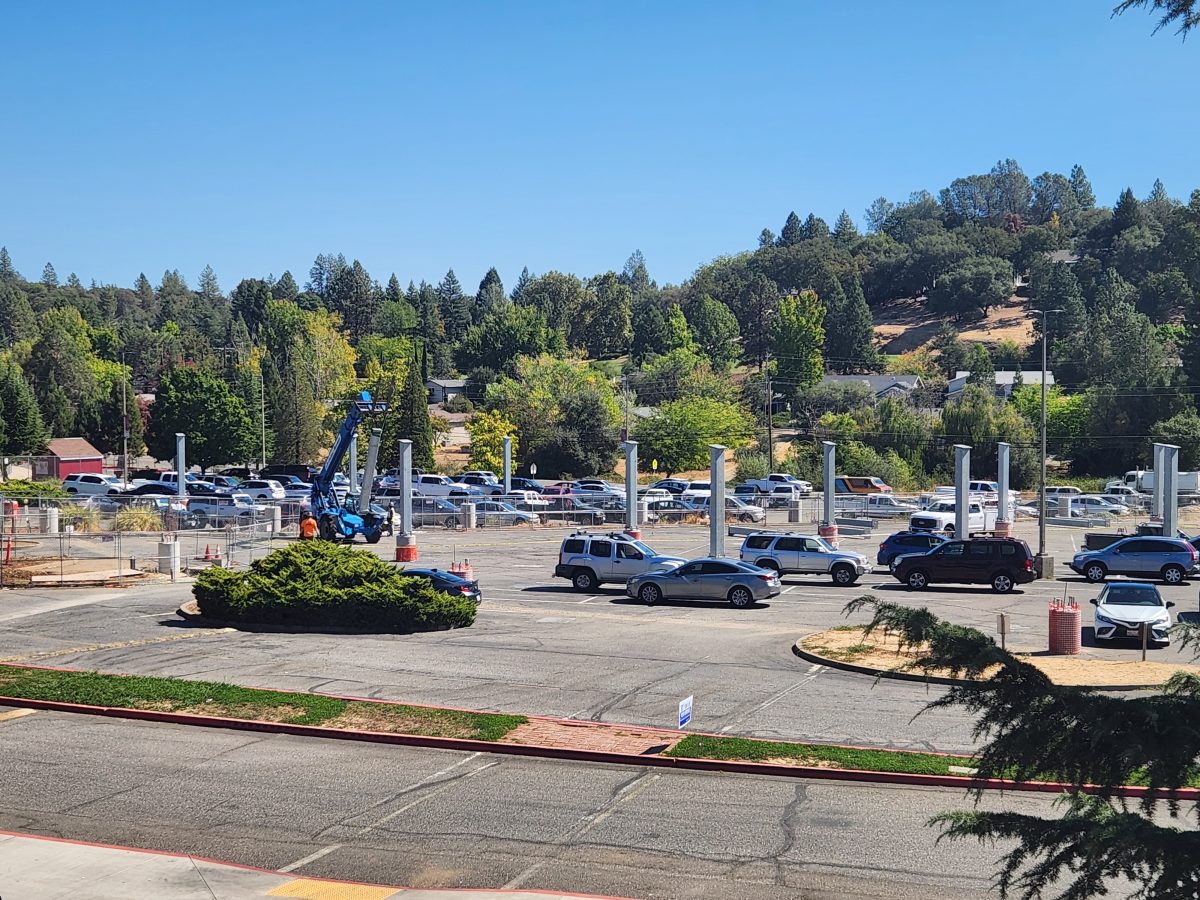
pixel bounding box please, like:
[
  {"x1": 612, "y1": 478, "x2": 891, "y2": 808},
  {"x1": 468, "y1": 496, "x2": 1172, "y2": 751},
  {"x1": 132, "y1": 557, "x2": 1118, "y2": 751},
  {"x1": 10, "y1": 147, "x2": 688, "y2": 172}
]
[
  {"x1": 0, "y1": 692, "x2": 1192, "y2": 801},
  {"x1": 0, "y1": 829, "x2": 639, "y2": 899}
]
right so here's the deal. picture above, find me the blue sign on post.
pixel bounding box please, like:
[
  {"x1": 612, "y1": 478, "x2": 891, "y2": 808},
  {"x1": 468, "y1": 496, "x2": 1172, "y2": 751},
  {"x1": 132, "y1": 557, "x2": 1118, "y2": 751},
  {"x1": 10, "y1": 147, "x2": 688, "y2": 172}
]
[{"x1": 678, "y1": 695, "x2": 693, "y2": 729}]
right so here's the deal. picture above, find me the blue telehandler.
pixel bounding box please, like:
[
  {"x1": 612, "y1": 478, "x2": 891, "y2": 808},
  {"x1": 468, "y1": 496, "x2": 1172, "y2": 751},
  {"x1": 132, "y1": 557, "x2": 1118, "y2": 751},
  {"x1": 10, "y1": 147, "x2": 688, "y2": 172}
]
[{"x1": 312, "y1": 390, "x2": 391, "y2": 543}]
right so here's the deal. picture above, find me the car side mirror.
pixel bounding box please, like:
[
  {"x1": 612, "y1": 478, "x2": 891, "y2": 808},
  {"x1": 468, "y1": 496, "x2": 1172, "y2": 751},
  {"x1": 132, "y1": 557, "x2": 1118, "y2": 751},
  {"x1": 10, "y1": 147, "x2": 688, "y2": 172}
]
[
  {"x1": 1167, "y1": 601, "x2": 1176, "y2": 608},
  {"x1": 1089, "y1": 598, "x2": 1098, "y2": 605}
]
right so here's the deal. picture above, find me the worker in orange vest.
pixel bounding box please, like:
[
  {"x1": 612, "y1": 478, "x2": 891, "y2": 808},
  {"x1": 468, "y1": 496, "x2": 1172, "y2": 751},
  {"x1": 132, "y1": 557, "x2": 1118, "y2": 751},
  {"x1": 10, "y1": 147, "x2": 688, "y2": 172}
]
[{"x1": 299, "y1": 512, "x2": 319, "y2": 540}]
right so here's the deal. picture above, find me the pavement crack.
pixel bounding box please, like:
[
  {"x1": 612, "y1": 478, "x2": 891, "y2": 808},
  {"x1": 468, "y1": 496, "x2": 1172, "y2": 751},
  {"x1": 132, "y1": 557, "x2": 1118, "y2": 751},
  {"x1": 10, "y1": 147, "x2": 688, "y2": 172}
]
[{"x1": 770, "y1": 783, "x2": 810, "y2": 886}]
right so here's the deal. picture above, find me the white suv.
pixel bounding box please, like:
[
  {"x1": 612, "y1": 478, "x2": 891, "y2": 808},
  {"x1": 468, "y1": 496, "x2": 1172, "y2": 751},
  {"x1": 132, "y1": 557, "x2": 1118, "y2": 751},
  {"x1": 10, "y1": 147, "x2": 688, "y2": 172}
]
[
  {"x1": 62, "y1": 473, "x2": 124, "y2": 495},
  {"x1": 554, "y1": 531, "x2": 686, "y2": 591}
]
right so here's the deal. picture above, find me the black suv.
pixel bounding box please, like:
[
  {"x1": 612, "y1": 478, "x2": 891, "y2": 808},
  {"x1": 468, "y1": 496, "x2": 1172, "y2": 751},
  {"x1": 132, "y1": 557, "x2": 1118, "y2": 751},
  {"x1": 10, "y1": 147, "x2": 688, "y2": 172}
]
[{"x1": 891, "y1": 537, "x2": 1035, "y2": 593}]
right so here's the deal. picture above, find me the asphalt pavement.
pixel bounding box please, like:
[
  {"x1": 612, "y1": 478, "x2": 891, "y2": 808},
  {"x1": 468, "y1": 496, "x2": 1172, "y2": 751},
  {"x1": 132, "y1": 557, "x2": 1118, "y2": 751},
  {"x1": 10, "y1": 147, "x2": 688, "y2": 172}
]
[
  {"x1": 0, "y1": 709, "x2": 1075, "y2": 900},
  {"x1": 2, "y1": 521, "x2": 1198, "y2": 756}
]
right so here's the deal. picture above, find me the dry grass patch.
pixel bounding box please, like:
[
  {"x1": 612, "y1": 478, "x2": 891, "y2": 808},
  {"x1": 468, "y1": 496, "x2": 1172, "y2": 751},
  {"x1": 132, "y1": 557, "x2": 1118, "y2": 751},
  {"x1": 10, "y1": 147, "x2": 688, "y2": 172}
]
[{"x1": 802, "y1": 626, "x2": 1200, "y2": 687}]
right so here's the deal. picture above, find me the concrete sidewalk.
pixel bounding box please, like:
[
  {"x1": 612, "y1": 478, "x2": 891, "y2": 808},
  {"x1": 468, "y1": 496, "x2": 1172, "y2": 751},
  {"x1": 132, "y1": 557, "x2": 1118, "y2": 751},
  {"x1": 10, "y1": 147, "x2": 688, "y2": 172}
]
[{"x1": 0, "y1": 831, "x2": 635, "y2": 900}]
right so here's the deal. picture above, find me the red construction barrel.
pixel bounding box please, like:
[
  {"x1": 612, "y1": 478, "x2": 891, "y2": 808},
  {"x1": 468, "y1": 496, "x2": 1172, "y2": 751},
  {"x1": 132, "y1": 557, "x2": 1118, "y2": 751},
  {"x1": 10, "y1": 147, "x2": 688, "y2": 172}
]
[
  {"x1": 1048, "y1": 602, "x2": 1081, "y2": 655},
  {"x1": 818, "y1": 522, "x2": 839, "y2": 549}
]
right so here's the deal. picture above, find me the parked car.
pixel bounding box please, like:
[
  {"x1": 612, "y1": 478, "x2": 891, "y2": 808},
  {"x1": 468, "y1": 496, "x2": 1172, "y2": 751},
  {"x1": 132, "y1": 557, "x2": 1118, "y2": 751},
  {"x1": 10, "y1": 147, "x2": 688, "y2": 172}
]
[
  {"x1": 410, "y1": 496, "x2": 463, "y2": 528},
  {"x1": 590, "y1": 495, "x2": 634, "y2": 523},
  {"x1": 836, "y1": 493, "x2": 919, "y2": 519},
  {"x1": 649, "y1": 479, "x2": 690, "y2": 495},
  {"x1": 909, "y1": 500, "x2": 998, "y2": 535},
  {"x1": 473, "y1": 500, "x2": 539, "y2": 526},
  {"x1": 1069, "y1": 536, "x2": 1198, "y2": 584},
  {"x1": 62, "y1": 473, "x2": 125, "y2": 496},
  {"x1": 403, "y1": 567, "x2": 482, "y2": 605},
  {"x1": 217, "y1": 467, "x2": 257, "y2": 480},
  {"x1": 739, "y1": 531, "x2": 869, "y2": 586},
  {"x1": 891, "y1": 537, "x2": 1037, "y2": 593},
  {"x1": 509, "y1": 476, "x2": 544, "y2": 493},
  {"x1": 734, "y1": 483, "x2": 804, "y2": 509},
  {"x1": 259, "y1": 464, "x2": 318, "y2": 483},
  {"x1": 415, "y1": 474, "x2": 485, "y2": 498},
  {"x1": 186, "y1": 494, "x2": 265, "y2": 528},
  {"x1": 877, "y1": 531, "x2": 948, "y2": 568},
  {"x1": 680, "y1": 481, "x2": 711, "y2": 502},
  {"x1": 123, "y1": 481, "x2": 217, "y2": 497},
  {"x1": 503, "y1": 490, "x2": 551, "y2": 512},
  {"x1": 541, "y1": 482, "x2": 579, "y2": 496},
  {"x1": 541, "y1": 496, "x2": 606, "y2": 525},
  {"x1": 197, "y1": 474, "x2": 241, "y2": 491},
  {"x1": 1073, "y1": 495, "x2": 1129, "y2": 516},
  {"x1": 572, "y1": 481, "x2": 625, "y2": 500},
  {"x1": 627, "y1": 558, "x2": 781, "y2": 607},
  {"x1": 454, "y1": 473, "x2": 505, "y2": 494},
  {"x1": 694, "y1": 495, "x2": 766, "y2": 523},
  {"x1": 238, "y1": 479, "x2": 287, "y2": 501},
  {"x1": 646, "y1": 498, "x2": 708, "y2": 523},
  {"x1": 1090, "y1": 582, "x2": 1175, "y2": 645},
  {"x1": 741, "y1": 474, "x2": 813, "y2": 495},
  {"x1": 555, "y1": 531, "x2": 686, "y2": 590}
]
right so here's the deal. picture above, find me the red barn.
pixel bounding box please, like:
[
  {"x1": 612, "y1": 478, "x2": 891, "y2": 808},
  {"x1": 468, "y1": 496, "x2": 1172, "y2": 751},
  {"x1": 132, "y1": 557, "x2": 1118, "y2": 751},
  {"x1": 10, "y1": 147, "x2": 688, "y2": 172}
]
[{"x1": 40, "y1": 438, "x2": 105, "y2": 480}]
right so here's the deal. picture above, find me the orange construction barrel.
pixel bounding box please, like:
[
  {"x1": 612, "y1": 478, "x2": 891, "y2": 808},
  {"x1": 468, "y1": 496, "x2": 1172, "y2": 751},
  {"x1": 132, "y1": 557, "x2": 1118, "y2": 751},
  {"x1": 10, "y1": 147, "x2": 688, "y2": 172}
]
[
  {"x1": 1048, "y1": 601, "x2": 1081, "y2": 655},
  {"x1": 818, "y1": 522, "x2": 839, "y2": 549}
]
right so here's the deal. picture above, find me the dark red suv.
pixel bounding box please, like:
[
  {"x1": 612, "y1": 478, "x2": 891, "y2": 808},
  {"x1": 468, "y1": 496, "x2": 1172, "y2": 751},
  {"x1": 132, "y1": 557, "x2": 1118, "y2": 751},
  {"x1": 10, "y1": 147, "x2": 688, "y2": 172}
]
[{"x1": 891, "y1": 537, "x2": 1035, "y2": 593}]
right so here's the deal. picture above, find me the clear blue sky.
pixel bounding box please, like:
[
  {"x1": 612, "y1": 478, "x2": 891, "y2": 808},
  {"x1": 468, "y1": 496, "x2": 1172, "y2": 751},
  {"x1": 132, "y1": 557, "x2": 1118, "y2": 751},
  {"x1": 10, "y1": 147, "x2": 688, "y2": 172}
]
[{"x1": 1, "y1": 1, "x2": 1194, "y2": 295}]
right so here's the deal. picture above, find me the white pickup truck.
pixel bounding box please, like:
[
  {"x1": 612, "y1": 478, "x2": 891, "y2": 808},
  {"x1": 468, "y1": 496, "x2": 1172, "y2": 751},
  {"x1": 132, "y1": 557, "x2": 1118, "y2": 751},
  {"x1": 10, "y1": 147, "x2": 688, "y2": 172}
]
[
  {"x1": 909, "y1": 500, "x2": 998, "y2": 535},
  {"x1": 836, "y1": 493, "x2": 919, "y2": 518},
  {"x1": 741, "y1": 473, "x2": 813, "y2": 495}
]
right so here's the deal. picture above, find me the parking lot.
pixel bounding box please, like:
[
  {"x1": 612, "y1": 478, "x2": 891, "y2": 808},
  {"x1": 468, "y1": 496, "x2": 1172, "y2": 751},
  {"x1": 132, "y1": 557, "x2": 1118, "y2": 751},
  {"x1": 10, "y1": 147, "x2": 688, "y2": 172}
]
[{"x1": 3, "y1": 517, "x2": 1199, "y2": 759}]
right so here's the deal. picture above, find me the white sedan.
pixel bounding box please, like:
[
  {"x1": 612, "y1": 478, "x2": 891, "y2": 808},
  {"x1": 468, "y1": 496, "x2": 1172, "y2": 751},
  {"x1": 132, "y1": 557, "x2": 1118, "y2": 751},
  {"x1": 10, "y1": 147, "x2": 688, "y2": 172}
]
[
  {"x1": 1090, "y1": 582, "x2": 1175, "y2": 645},
  {"x1": 237, "y1": 479, "x2": 287, "y2": 501}
]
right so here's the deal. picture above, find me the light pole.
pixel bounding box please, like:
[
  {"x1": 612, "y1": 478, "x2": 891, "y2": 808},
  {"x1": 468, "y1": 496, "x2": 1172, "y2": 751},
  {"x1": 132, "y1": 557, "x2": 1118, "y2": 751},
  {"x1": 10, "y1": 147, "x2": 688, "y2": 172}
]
[
  {"x1": 1037, "y1": 307, "x2": 1063, "y2": 577},
  {"x1": 120, "y1": 352, "x2": 129, "y2": 486}
]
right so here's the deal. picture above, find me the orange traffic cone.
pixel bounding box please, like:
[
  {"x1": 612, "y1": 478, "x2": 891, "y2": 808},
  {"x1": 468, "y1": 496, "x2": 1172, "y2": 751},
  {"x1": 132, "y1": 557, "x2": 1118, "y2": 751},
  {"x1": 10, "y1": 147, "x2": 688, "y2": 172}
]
[{"x1": 203, "y1": 544, "x2": 212, "y2": 561}]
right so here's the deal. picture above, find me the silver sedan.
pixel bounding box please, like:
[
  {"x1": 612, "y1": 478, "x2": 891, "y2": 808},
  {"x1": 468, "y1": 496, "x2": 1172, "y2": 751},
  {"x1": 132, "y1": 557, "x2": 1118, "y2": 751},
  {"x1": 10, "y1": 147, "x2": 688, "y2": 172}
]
[{"x1": 626, "y1": 557, "x2": 781, "y2": 607}]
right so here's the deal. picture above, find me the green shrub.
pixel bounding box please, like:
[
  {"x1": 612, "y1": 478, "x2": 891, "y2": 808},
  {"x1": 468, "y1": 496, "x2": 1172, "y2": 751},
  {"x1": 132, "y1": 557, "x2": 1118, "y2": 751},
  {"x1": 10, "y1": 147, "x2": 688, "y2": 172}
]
[
  {"x1": 193, "y1": 541, "x2": 477, "y2": 633},
  {"x1": 442, "y1": 392, "x2": 474, "y2": 414},
  {"x1": 114, "y1": 506, "x2": 163, "y2": 532},
  {"x1": 0, "y1": 479, "x2": 68, "y2": 499}
]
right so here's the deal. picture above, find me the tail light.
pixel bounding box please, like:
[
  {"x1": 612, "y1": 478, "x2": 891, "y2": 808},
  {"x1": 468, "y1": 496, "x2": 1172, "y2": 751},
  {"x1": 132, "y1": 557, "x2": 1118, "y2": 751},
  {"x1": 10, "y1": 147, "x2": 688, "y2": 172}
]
[
  {"x1": 879, "y1": 542, "x2": 887, "y2": 549},
  {"x1": 460, "y1": 585, "x2": 476, "y2": 595},
  {"x1": 1024, "y1": 558, "x2": 1033, "y2": 571},
  {"x1": 758, "y1": 574, "x2": 774, "y2": 582},
  {"x1": 1191, "y1": 545, "x2": 1197, "y2": 562}
]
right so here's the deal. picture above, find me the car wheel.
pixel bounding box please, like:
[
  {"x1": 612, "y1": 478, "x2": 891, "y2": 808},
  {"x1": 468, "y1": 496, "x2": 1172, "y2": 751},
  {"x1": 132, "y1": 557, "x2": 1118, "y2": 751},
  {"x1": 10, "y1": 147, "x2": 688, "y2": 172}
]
[
  {"x1": 443, "y1": 515, "x2": 458, "y2": 529},
  {"x1": 991, "y1": 572, "x2": 1014, "y2": 593},
  {"x1": 831, "y1": 563, "x2": 857, "y2": 586},
  {"x1": 1084, "y1": 563, "x2": 1107, "y2": 584},
  {"x1": 756, "y1": 559, "x2": 780, "y2": 572},
  {"x1": 366, "y1": 530, "x2": 382, "y2": 544},
  {"x1": 906, "y1": 570, "x2": 929, "y2": 590},
  {"x1": 66, "y1": 487, "x2": 77, "y2": 494},
  {"x1": 572, "y1": 569, "x2": 597, "y2": 591},
  {"x1": 728, "y1": 586, "x2": 754, "y2": 608},
  {"x1": 739, "y1": 513, "x2": 755, "y2": 523},
  {"x1": 1162, "y1": 564, "x2": 1186, "y2": 585},
  {"x1": 193, "y1": 512, "x2": 209, "y2": 529},
  {"x1": 639, "y1": 583, "x2": 661, "y2": 606}
]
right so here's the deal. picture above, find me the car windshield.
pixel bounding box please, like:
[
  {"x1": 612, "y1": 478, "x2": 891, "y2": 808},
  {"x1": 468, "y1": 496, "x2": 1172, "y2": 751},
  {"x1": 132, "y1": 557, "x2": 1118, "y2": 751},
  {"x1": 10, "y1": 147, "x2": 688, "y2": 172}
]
[
  {"x1": 690, "y1": 483, "x2": 710, "y2": 490},
  {"x1": 1102, "y1": 585, "x2": 1164, "y2": 607},
  {"x1": 816, "y1": 538, "x2": 835, "y2": 551},
  {"x1": 630, "y1": 540, "x2": 655, "y2": 556}
]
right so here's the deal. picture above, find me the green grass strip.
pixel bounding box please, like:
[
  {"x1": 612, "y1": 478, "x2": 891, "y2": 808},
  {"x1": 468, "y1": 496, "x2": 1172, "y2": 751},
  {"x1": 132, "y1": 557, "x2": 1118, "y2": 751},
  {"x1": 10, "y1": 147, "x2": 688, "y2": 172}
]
[
  {"x1": 667, "y1": 734, "x2": 979, "y2": 776},
  {"x1": 0, "y1": 665, "x2": 524, "y2": 740}
]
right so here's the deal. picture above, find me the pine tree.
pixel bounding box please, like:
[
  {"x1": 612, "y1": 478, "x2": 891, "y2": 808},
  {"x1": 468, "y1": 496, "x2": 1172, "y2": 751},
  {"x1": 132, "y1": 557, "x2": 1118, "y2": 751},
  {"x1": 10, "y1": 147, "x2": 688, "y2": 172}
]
[
  {"x1": 0, "y1": 247, "x2": 19, "y2": 282},
  {"x1": 0, "y1": 283, "x2": 37, "y2": 343},
  {"x1": 833, "y1": 209, "x2": 860, "y2": 244},
  {"x1": 475, "y1": 267, "x2": 506, "y2": 323},
  {"x1": 42, "y1": 262, "x2": 58, "y2": 288},
  {"x1": 66, "y1": 273, "x2": 83, "y2": 290},
  {"x1": 0, "y1": 360, "x2": 49, "y2": 453},
  {"x1": 1112, "y1": 187, "x2": 1145, "y2": 233},
  {"x1": 197, "y1": 265, "x2": 223, "y2": 301},
  {"x1": 230, "y1": 278, "x2": 274, "y2": 339},
  {"x1": 758, "y1": 228, "x2": 776, "y2": 248},
  {"x1": 42, "y1": 373, "x2": 74, "y2": 436},
  {"x1": 511, "y1": 266, "x2": 534, "y2": 304},
  {"x1": 385, "y1": 274, "x2": 404, "y2": 304},
  {"x1": 800, "y1": 213, "x2": 830, "y2": 241},
  {"x1": 394, "y1": 356, "x2": 434, "y2": 469},
  {"x1": 826, "y1": 272, "x2": 880, "y2": 372},
  {"x1": 436, "y1": 269, "x2": 471, "y2": 342},
  {"x1": 778, "y1": 211, "x2": 804, "y2": 247},
  {"x1": 134, "y1": 272, "x2": 154, "y2": 314},
  {"x1": 1069, "y1": 164, "x2": 1095, "y2": 208},
  {"x1": 272, "y1": 271, "x2": 298, "y2": 301},
  {"x1": 619, "y1": 250, "x2": 652, "y2": 298},
  {"x1": 326, "y1": 260, "x2": 378, "y2": 342}
]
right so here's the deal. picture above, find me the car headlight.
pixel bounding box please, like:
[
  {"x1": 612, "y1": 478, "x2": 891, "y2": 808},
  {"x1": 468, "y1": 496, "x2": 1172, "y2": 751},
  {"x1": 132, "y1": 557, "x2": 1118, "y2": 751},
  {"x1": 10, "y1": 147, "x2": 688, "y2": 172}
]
[{"x1": 1095, "y1": 613, "x2": 1114, "y2": 626}]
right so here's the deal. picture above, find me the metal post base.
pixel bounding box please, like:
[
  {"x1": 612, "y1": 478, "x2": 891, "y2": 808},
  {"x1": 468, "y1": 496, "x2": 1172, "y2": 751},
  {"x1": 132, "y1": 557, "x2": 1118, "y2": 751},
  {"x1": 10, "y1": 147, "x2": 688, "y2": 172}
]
[
  {"x1": 394, "y1": 533, "x2": 418, "y2": 562},
  {"x1": 1036, "y1": 553, "x2": 1055, "y2": 580}
]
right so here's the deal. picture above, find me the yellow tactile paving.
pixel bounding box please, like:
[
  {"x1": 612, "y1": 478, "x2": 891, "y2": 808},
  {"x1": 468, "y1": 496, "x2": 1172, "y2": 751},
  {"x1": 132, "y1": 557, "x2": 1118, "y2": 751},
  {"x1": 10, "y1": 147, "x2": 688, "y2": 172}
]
[
  {"x1": 267, "y1": 878, "x2": 399, "y2": 899},
  {"x1": 0, "y1": 708, "x2": 35, "y2": 723}
]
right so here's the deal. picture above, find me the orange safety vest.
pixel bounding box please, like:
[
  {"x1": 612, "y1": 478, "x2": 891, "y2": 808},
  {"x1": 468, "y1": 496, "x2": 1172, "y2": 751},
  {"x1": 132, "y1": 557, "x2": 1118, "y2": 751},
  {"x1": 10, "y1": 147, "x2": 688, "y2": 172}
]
[{"x1": 299, "y1": 517, "x2": 319, "y2": 539}]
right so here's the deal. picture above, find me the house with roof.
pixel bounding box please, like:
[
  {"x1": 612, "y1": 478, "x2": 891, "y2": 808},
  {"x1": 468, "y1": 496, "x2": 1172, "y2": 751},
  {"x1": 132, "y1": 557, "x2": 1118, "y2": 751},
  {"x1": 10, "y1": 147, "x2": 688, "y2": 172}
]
[
  {"x1": 947, "y1": 370, "x2": 1053, "y2": 400},
  {"x1": 819, "y1": 374, "x2": 923, "y2": 401},
  {"x1": 32, "y1": 438, "x2": 105, "y2": 480},
  {"x1": 425, "y1": 378, "x2": 466, "y2": 404}
]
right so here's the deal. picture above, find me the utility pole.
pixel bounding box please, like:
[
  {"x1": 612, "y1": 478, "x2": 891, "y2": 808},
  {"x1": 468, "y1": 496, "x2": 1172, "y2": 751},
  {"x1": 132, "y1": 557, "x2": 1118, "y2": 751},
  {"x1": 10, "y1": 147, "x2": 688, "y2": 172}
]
[
  {"x1": 259, "y1": 369, "x2": 267, "y2": 471},
  {"x1": 1037, "y1": 307, "x2": 1063, "y2": 577},
  {"x1": 120, "y1": 352, "x2": 129, "y2": 486},
  {"x1": 621, "y1": 375, "x2": 631, "y2": 442},
  {"x1": 765, "y1": 356, "x2": 774, "y2": 471}
]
